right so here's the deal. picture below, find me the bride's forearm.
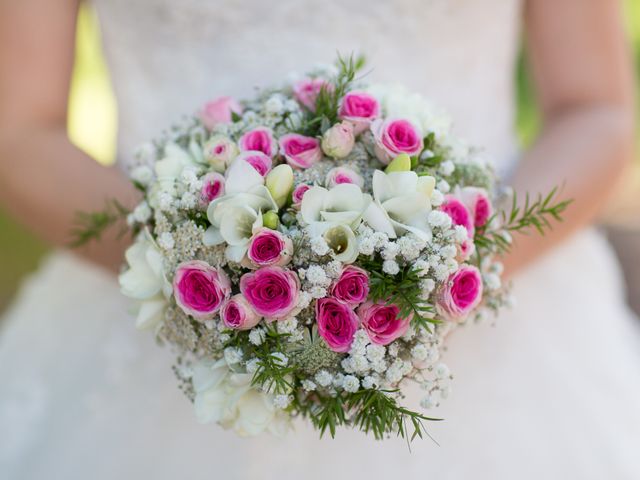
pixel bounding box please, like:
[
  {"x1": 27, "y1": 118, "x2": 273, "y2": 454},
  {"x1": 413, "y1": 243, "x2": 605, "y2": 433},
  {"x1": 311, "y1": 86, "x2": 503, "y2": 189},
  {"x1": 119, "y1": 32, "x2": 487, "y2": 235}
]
[
  {"x1": 0, "y1": 125, "x2": 139, "y2": 272},
  {"x1": 502, "y1": 104, "x2": 635, "y2": 276}
]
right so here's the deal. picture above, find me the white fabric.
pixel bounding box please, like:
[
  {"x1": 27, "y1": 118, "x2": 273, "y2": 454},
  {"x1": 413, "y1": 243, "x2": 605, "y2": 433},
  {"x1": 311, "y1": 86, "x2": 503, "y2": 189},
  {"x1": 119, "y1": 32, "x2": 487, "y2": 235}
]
[{"x1": 2, "y1": 0, "x2": 640, "y2": 478}]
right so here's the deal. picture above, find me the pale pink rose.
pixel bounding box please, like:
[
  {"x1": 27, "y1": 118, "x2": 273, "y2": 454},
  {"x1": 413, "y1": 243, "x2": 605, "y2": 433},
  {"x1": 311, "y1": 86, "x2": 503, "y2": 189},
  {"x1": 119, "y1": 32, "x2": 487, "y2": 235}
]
[
  {"x1": 329, "y1": 265, "x2": 369, "y2": 307},
  {"x1": 293, "y1": 77, "x2": 333, "y2": 112},
  {"x1": 278, "y1": 133, "x2": 322, "y2": 169},
  {"x1": 200, "y1": 96, "x2": 242, "y2": 130},
  {"x1": 315, "y1": 297, "x2": 359, "y2": 353},
  {"x1": 220, "y1": 294, "x2": 261, "y2": 330},
  {"x1": 203, "y1": 136, "x2": 239, "y2": 172},
  {"x1": 236, "y1": 150, "x2": 273, "y2": 177},
  {"x1": 457, "y1": 238, "x2": 476, "y2": 262},
  {"x1": 437, "y1": 265, "x2": 483, "y2": 321},
  {"x1": 173, "y1": 260, "x2": 231, "y2": 320},
  {"x1": 321, "y1": 122, "x2": 355, "y2": 159},
  {"x1": 357, "y1": 300, "x2": 412, "y2": 345},
  {"x1": 325, "y1": 166, "x2": 364, "y2": 189},
  {"x1": 238, "y1": 127, "x2": 278, "y2": 157},
  {"x1": 441, "y1": 195, "x2": 474, "y2": 237},
  {"x1": 370, "y1": 118, "x2": 423, "y2": 164},
  {"x1": 338, "y1": 91, "x2": 380, "y2": 135},
  {"x1": 247, "y1": 228, "x2": 293, "y2": 267},
  {"x1": 200, "y1": 172, "x2": 225, "y2": 205},
  {"x1": 240, "y1": 266, "x2": 300, "y2": 320},
  {"x1": 291, "y1": 184, "x2": 311, "y2": 207},
  {"x1": 460, "y1": 187, "x2": 493, "y2": 228}
]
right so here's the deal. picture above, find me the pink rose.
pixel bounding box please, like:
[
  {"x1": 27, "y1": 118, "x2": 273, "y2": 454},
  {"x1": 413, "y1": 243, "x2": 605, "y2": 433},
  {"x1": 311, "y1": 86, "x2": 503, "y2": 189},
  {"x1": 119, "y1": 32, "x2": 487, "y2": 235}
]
[
  {"x1": 315, "y1": 297, "x2": 359, "y2": 353},
  {"x1": 321, "y1": 122, "x2": 355, "y2": 159},
  {"x1": 236, "y1": 150, "x2": 273, "y2": 177},
  {"x1": 437, "y1": 265, "x2": 483, "y2": 321},
  {"x1": 278, "y1": 133, "x2": 322, "y2": 169},
  {"x1": 238, "y1": 127, "x2": 278, "y2": 157},
  {"x1": 370, "y1": 118, "x2": 423, "y2": 164},
  {"x1": 329, "y1": 266, "x2": 369, "y2": 307},
  {"x1": 292, "y1": 184, "x2": 311, "y2": 207},
  {"x1": 325, "y1": 166, "x2": 364, "y2": 189},
  {"x1": 338, "y1": 91, "x2": 380, "y2": 135},
  {"x1": 247, "y1": 228, "x2": 293, "y2": 267},
  {"x1": 240, "y1": 266, "x2": 300, "y2": 320},
  {"x1": 173, "y1": 260, "x2": 231, "y2": 320},
  {"x1": 441, "y1": 195, "x2": 474, "y2": 237},
  {"x1": 460, "y1": 187, "x2": 493, "y2": 228},
  {"x1": 200, "y1": 96, "x2": 242, "y2": 130},
  {"x1": 200, "y1": 172, "x2": 225, "y2": 205},
  {"x1": 221, "y1": 294, "x2": 261, "y2": 330},
  {"x1": 357, "y1": 300, "x2": 412, "y2": 345},
  {"x1": 293, "y1": 78, "x2": 332, "y2": 112},
  {"x1": 457, "y1": 238, "x2": 476, "y2": 262}
]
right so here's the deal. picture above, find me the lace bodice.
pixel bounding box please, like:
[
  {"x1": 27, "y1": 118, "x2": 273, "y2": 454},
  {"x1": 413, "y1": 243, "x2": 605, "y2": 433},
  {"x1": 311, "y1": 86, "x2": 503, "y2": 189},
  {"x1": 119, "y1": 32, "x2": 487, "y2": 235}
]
[{"x1": 93, "y1": 0, "x2": 523, "y2": 171}]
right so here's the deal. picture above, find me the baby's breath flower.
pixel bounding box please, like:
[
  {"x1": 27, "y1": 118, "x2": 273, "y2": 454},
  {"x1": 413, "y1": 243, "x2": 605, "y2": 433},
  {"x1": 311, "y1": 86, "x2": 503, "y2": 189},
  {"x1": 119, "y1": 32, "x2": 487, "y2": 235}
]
[
  {"x1": 249, "y1": 328, "x2": 266, "y2": 346},
  {"x1": 314, "y1": 370, "x2": 333, "y2": 387},
  {"x1": 382, "y1": 260, "x2": 400, "y2": 275},
  {"x1": 342, "y1": 375, "x2": 360, "y2": 393},
  {"x1": 157, "y1": 231, "x2": 175, "y2": 250}
]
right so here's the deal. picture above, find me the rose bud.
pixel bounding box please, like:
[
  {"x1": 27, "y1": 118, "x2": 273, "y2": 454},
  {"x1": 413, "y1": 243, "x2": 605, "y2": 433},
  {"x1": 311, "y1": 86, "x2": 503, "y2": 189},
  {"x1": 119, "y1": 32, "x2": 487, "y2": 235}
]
[
  {"x1": 370, "y1": 118, "x2": 423, "y2": 164},
  {"x1": 460, "y1": 186, "x2": 493, "y2": 228},
  {"x1": 316, "y1": 297, "x2": 359, "y2": 353},
  {"x1": 278, "y1": 133, "x2": 323, "y2": 169},
  {"x1": 236, "y1": 150, "x2": 273, "y2": 177},
  {"x1": 199, "y1": 96, "x2": 242, "y2": 130},
  {"x1": 338, "y1": 91, "x2": 380, "y2": 135},
  {"x1": 440, "y1": 195, "x2": 474, "y2": 237},
  {"x1": 291, "y1": 184, "x2": 311, "y2": 208},
  {"x1": 247, "y1": 227, "x2": 293, "y2": 267},
  {"x1": 321, "y1": 121, "x2": 355, "y2": 159},
  {"x1": 293, "y1": 77, "x2": 333, "y2": 112},
  {"x1": 199, "y1": 172, "x2": 226, "y2": 206},
  {"x1": 357, "y1": 300, "x2": 412, "y2": 345},
  {"x1": 240, "y1": 266, "x2": 300, "y2": 321},
  {"x1": 329, "y1": 265, "x2": 369, "y2": 307},
  {"x1": 324, "y1": 166, "x2": 364, "y2": 189},
  {"x1": 203, "y1": 135, "x2": 239, "y2": 172},
  {"x1": 238, "y1": 127, "x2": 278, "y2": 157},
  {"x1": 173, "y1": 260, "x2": 231, "y2": 320},
  {"x1": 436, "y1": 265, "x2": 483, "y2": 321},
  {"x1": 220, "y1": 294, "x2": 261, "y2": 330}
]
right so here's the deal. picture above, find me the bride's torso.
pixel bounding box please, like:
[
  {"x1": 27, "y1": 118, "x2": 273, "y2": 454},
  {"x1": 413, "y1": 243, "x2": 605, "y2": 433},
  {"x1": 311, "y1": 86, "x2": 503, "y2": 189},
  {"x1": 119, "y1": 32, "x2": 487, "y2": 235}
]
[{"x1": 93, "y1": 0, "x2": 523, "y2": 171}]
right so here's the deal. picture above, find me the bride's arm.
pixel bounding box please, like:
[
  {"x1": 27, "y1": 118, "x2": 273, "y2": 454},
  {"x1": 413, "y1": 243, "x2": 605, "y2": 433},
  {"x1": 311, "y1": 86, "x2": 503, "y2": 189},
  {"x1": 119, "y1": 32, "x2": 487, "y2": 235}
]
[
  {"x1": 0, "y1": 0, "x2": 138, "y2": 272},
  {"x1": 503, "y1": 0, "x2": 636, "y2": 276}
]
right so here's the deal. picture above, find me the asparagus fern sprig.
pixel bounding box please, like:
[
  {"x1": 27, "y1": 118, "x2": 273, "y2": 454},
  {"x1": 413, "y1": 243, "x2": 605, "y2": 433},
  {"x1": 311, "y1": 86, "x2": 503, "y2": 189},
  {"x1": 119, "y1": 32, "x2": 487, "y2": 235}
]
[
  {"x1": 475, "y1": 186, "x2": 572, "y2": 253},
  {"x1": 69, "y1": 199, "x2": 131, "y2": 247}
]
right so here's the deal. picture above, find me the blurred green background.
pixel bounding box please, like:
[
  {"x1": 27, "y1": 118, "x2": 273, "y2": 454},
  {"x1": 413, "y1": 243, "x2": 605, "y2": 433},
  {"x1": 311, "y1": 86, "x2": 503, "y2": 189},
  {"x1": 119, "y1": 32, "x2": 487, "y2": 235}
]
[{"x1": 1, "y1": 3, "x2": 639, "y2": 313}]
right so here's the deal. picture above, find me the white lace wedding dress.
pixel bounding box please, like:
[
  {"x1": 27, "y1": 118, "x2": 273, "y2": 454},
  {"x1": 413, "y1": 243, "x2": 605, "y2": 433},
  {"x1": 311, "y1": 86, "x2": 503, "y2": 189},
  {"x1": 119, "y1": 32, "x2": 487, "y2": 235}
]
[{"x1": 2, "y1": 0, "x2": 640, "y2": 478}]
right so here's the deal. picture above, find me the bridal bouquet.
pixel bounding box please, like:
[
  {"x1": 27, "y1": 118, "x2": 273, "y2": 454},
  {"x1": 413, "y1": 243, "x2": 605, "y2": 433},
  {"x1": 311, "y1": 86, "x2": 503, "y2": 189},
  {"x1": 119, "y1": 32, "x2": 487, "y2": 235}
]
[{"x1": 78, "y1": 56, "x2": 568, "y2": 440}]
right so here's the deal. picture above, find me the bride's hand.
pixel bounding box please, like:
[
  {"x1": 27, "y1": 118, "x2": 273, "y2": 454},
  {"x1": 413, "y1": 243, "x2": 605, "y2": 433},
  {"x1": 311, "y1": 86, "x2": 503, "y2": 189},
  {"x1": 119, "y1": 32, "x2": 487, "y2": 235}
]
[
  {"x1": 501, "y1": 0, "x2": 635, "y2": 277},
  {"x1": 0, "y1": 0, "x2": 139, "y2": 272}
]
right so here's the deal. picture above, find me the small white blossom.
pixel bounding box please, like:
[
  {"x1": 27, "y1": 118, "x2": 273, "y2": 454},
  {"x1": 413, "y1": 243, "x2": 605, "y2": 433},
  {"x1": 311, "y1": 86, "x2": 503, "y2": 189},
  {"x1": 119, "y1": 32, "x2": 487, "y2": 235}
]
[
  {"x1": 382, "y1": 260, "x2": 400, "y2": 275},
  {"x1": 484, "y1": 273, "x2": 502, "y2": 291},
  {"x1": 350, "y1": 330, "x2": 370, "y2": 355},
  {"x1": 358, "y1": 238, "x2": 376, "y2": 256},
  {"x1": 435, "y1": 363, "x2": 451, "y2": 379},
  {"x1": 157, "y1": 231, "x2": 175, "y2": 250},
  {"x1": 306, "y1": 265, "x2": 329, "y2": 285},
  {"x1": 388, "y1": 343, "x2": 399, "y2": 358},
  {"x1": 273, "y1": 394, "x2": 292, "y2": 409},
  {"x1": 325, "y1": 260, "x2": 343, "y2": 278},
  {"x1": 420, "y1": 395, "x2": 437, "y2": 409},
  {"x1": 249, "y1": 328, "x2": 266, "y2": 346},
  {"x1": 271, "y1": 352, "x2": 289, "y2": 367},
  {"x1": 381, "y1": 241, "x2": 400, "y2": 260},
  {"x1": 411, "y1": 344, "x2": 429, "y2": 362},
  {"x1": 265, "y1": 95, "x2": 285, "y2": 115},
  {"x1": 434, "y1": 264, "x2": 451, "y2": 281},
  {"x1": 245, "y1": 358, "x2": 261, "y2": 374},
  {"x1": 413, "y1": 259, "x2": 430, "y2": 276},
  {"x1": 310, "y1": 236, "x2": 330, "y2": 256},
  {"x1": 301, "y1": 379, "x2": 317, "y2": 392},
  {"x1": 296, "y1": 291, "x2": 313, "y2": 310},
  {"x1": 371, "y1": 232, "x2": 389, "y2": 249},
  {"x1": 437, "y1": 179, "x2": 450, "y2": 193},
  {"x1": 315, "y1": 370, "x2": 333, "y2": 387},
  {"x1": 342, "y1": 375, "x2": 360, "y2": 393},
  {"x1": 362, "y1": 375, "x2": 380, "y2": 390},
  {"x1": 180, "y1": 191, "x2": 197, "y2": 209},
  {"x1": 428, "y1": 210, "x2": 452, "y2": 229},
  {"x1": 277, "y1": 317, "x2": 298, "y2": 334},
  {"x1": 365, "y1": 344, "x2": 386, "y2": 363},
  {"x1": 440, "y1": 244, "x2": 457, "y2": 259},
  {"x1": 132, "y1": 202, "x2": 152, "y2": 223},
  {"x1": 309, "y1": 286, "x2": 327, "y2": 299},
  {"x1": 158, "y1": 192, "x2": 174, "y2": 212},
  {"x1": 453, "y1": 225, "x2": 468, "y2": 242},
  {"x1": 439, "y1": 160, "x2": 455, "y2": 176},
  {"x1": 224, "y1": 347, "x2": 243, "y2": 365},
  {"x1": 130, "y1": 165, "x2": 154, "y2": 186},
  {"x1": 430, "y1": 189, "x2": 445, "y2": 207},
  {"x1": 445, "y1": 258, "x2": 459, "y2": 274},
  {"x1": 420, "y1": 278, "x2": 436, "y2": 297}
]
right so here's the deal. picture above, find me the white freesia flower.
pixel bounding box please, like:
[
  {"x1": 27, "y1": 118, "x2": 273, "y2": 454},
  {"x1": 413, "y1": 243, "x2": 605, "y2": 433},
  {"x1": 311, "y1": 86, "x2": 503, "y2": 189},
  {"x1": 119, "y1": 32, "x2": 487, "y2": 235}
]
[
  {"x1": 193, "y1": 358, "x2": 290, "y2": 437},
  {"x1": 300, "y1": 183, "x2": 371, "y2": 232},
  {"x1": 363, "y1": 170, "x2": 436, "y2": 241},
  {"x1": 323, "y1": 223, "x2": 359, "y2": 263},
  {"x1": 118, "y1": 232, "x2": 171, "y2": 330},
  {"x1": 203, "y1": 159, "x2": 278, "y2": 262}
]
